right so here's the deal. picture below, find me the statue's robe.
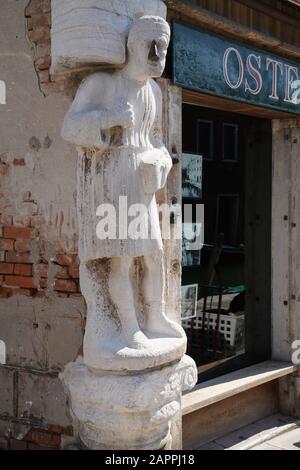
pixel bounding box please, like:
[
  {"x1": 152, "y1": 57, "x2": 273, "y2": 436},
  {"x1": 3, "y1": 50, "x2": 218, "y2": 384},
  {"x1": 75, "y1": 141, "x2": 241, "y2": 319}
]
[{"x1": 62, "y1": 71, "x2": 172, "y2": 262}]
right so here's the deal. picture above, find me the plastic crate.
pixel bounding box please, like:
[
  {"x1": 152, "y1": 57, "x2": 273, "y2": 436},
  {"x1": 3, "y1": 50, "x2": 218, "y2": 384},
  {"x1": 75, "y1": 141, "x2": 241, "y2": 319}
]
[{"x1": 182, "y1": 310, "x2": 245, "y2": 351}]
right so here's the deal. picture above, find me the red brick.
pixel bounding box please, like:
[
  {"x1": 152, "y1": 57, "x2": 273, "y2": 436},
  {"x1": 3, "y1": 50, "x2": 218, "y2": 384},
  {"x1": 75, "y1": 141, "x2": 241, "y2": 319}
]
[
  {"x1": 9, "y1": 439, "x2": 28, "y2": 450},
  {"x1": 39, "y1": 278, "x2": 48, "y2": 289},
  {"x1": 48, "y1": 425, "x2": 63, "y2": 435},
  {"x1": 0, "y1": 263, "x2": 14, "y2": 274},
  {"x1": 13, "y1": 159, "x2": 26, "y2": 166},
  {"x1": 6, "y1": 252, "x2": 31, "y2": 264},
  {"x1": 14, "y1": 240, "x2": 31, "y2": 253},
  {"x1": 54, "y1": 279, "x2": 78, "y2": 293},
  {"x1": 69, "y1": 266, "x2": 79, "y2": 279},
  {"x1": 56, "y1": 254, "x2": 78, "y2": 266},
  {"x1": 4, "y1": 276, "x2": 36, "y2": 289},
  {"x1": 26, "y1": 17, "x2": 33, "y2": 31},
  {"x1": 0, "y1": 163, "x2": 9, "y2": 176},
  {"x1": 35, "y1": 290, "x2": 46, "y2": 298},
  {"x1": 55, "y1": 267, "x2": 69, "y2": 279},
  {"x1": 36, "y1": 43, "x2": 51, "y2": 60},
  {"x1": 41, "y1": 82, "x2": 66, "y2": 95},
  {"x1": 35, "y1": 55, "x2": 51, "y2": 71},
  {"x1": 0, "y1": 239, "x2": 14, "y2": 250},
  {"x1": 36, "y1": 264, "x2": 48, "y2": 278},
  {"x1": 0, "y1": 275, "x2": 3, "y2": 285},
  {"x1": 28, "y1": 27, "x2": 50, "y2": 43},
  {"x1": 3, "y1": 226, "x2": 32, "y2": 239},
  {"x1": 10, "y1": 288, "x2": 35, "y2": 297},
  {"x1": 25, "y1": 430, "x2": 60, "y2": 449},
  {"x1": 0, "y1": 287, "x2": 13, "y2": 298},
  {"x1": 25, "y1": 0, "x2": 51, "y2": 16},
  {"x1": 38, "y1": 70, "x2": 50, "y2": 84},
  {"x1": 31, "y1": 14, "x2": 51, "y2": 29},
  {"x1": 14, "y1": 264, "x2": 32, "y2": 276}
]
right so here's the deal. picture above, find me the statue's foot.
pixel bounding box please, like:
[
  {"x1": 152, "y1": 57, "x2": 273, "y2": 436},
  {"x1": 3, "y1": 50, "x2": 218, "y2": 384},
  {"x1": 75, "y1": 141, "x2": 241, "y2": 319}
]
[
  {"x1": 146, "y1": 315, "x2": 185, "y2": 339},
  {"x1": 125, "y1": 330, "x2": 152, "y2": 350}
]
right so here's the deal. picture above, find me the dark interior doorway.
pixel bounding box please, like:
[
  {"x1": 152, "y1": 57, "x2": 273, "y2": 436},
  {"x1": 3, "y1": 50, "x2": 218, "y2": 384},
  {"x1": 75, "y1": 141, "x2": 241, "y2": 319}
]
[{"x1": 181, "y1": 103, "x2": 272, "y2": 382}]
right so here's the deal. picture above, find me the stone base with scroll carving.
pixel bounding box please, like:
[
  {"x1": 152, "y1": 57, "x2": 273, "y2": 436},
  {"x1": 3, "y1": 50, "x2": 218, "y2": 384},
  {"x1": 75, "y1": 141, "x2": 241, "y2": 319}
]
[{"x1": 61, "y1": 355, "x2": 197, "y2": 450}]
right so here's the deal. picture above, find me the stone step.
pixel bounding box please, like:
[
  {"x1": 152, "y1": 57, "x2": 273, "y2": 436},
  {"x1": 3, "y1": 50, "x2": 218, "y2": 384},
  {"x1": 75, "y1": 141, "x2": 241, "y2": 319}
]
[{"x1": 198, "y1": 414, "x2": 300, "y2": 450}]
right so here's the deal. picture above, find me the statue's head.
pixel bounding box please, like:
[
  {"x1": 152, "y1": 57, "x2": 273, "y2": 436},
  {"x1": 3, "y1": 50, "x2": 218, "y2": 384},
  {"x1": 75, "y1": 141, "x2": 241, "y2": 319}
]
[{"x1": 127, "y1": 16, "x2": 170, "y2": 79}]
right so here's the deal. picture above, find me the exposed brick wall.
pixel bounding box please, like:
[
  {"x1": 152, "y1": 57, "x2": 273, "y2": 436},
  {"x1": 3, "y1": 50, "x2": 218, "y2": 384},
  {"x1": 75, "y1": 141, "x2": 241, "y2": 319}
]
[
  {"x1": 0, "y1": 206, "x2": 82, "y2": 448},
  {"x1": 0, "y1": 182, "x2": 82, "y2": 449},
  {"x1": 25, "y1": 0, "x2": 87, "y2": 97},
  {"x1": 25, "y1": 0, "x2": 64, "y2": 95},
  {"x1": 3, "y1": 426, "x2": 71, "y2": 450},
  {"x1": 0, "y1": 211, "x2": 80, "y2": 299}
]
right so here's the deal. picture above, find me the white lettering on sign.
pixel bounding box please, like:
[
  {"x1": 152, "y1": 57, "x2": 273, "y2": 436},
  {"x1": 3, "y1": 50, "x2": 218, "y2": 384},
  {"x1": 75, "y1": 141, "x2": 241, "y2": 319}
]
[
  {"x1": 266, "y1": 58, "x2": 283, "y2": 101},
  {"x1": 223, "y1": 47, "x2": 300, "y2": 107},
  {"x1": 245, "y1": 54, "x2": 262, "y2": 95},
  {"x1": 223, "y1": 48, "x2": 244, "y2": 89}
]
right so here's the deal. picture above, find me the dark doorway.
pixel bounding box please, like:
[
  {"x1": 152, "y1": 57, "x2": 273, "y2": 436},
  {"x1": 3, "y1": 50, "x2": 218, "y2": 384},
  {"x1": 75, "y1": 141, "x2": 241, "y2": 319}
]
[{"x1": 181, "y1": 104, "x2": 272, "y2": 382}]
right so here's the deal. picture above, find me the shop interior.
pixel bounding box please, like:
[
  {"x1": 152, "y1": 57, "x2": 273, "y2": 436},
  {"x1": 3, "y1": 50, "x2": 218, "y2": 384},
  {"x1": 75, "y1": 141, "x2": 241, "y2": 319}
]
[{"x1": 181, "y1": 103, "x2": 272, "y2": 382}]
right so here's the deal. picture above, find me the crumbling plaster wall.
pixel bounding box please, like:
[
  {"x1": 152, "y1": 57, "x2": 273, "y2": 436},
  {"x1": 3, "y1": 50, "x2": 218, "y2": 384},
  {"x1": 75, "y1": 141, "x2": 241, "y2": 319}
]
[{"x1": 0, "y1": 0, "x2": 85, "y2": 450}]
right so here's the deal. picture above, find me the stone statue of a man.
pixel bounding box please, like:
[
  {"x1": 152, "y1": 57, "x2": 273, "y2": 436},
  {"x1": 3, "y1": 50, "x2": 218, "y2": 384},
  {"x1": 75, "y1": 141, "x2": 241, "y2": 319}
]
[{"x1": 62, "y1": 16, "x2": 185, "y2": 368}]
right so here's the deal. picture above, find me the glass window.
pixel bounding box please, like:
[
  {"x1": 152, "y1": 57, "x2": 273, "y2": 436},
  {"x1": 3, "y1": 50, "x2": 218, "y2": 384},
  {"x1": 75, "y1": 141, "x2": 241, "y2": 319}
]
[
  {"x1": 223, "y1": 123, "x2": 238, "y2": 161},
  {"x1": 182, "y1": 104, "x2": 272, "y2": 383},
  {"x1": 197, "y1": 120, "x2": 213, "y2": 160},
  {"x1": 216, "y1": 195, "x2": 240, "y2": 247}
]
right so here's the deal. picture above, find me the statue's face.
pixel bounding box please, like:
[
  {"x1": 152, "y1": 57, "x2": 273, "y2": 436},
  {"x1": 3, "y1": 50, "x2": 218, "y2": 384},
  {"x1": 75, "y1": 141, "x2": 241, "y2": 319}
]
[{"x1": 130, "y1": 31, "x2": 169, "y2": 78}]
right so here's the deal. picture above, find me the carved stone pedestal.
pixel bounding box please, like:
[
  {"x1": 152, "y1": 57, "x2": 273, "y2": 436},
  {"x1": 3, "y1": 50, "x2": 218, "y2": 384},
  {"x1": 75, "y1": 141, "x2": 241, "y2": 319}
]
[{"x1": 62, "y1": 355, "x2": 197, "y2": 450}]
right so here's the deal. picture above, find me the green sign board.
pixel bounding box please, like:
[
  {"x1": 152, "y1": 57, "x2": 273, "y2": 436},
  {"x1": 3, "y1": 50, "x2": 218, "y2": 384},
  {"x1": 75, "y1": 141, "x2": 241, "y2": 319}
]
[{"x1": 172, "y1": 21, "x2": 300, "y2": 115}]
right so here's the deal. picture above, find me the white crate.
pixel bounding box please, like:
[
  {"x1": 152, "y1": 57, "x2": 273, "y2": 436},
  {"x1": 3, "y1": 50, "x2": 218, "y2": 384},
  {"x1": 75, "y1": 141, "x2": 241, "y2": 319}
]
[{"x1": 182, "y1": 310, "x2": 245, "y2": 349}]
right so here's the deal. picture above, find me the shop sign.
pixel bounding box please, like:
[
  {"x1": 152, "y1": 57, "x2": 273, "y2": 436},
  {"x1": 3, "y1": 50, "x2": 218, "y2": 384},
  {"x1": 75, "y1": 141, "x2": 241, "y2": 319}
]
[{"x1": 173, "y1": 21, "x2": 300, "y2": 114}]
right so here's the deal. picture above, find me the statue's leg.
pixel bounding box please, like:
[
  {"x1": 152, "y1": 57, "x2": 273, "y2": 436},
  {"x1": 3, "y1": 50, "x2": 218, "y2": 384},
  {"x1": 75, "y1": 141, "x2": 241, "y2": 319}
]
[
  {"x1": 109, "y1": 256, "x2": 151, "y2": 350},
  {"x1": 143, "y1": 251, "x2": 185, "y2": 338}
]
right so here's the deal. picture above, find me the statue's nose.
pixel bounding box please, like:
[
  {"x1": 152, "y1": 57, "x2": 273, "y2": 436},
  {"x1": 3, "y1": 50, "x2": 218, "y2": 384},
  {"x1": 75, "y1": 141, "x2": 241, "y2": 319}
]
[{"x1": 148, "y1": 40, "x2": 160, "y2": 62}]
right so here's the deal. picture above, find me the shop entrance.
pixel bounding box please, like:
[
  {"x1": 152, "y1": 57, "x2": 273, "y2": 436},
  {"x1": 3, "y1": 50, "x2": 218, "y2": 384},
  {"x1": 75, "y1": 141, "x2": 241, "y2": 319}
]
[{"x1": 181, "y1": 103, "x2": 272, "y2": 382}]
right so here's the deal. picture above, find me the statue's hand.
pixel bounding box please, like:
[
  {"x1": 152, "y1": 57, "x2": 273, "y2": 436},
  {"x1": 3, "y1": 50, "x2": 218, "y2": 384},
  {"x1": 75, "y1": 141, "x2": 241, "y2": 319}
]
[
  {"x1": 139, "y1": 150, "x2": 172, "y2": 195},
  {"x1": 110, "y1": 100, "x2": 135, "y2": 129}
]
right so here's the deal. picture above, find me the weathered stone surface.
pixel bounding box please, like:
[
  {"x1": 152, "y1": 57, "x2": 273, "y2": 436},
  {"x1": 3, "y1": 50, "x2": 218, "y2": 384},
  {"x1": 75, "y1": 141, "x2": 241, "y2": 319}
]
[
  {"x1": 61, "y1": 15, "x2": 187, "y2": 373},
  {"x1": 51, "y1": 0, "x2": 166, "y2": 74},
  {"x1": 0, "y1": 367, "x2": 14, "y2": 416},
  {"x1": 18, "y1": 372, "x2": 71, "y2": 427},
  {"x1": 0, "y1": 297, "x2": 84, "y2": 371},
  {"x1": 0, "y1": 418, "x2": 30, "y2": 441},
  {"x1": 62, "y1": 355, "x2": 197, "y2": 449}
]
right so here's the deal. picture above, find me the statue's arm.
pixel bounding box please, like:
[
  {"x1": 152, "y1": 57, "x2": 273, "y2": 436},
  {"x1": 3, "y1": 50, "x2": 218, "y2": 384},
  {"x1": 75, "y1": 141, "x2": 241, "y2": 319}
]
[
  {"x1": 150, "y1": 81, "x2": 173, "y2": 175},
  {"x1": 62, "y1": 74, "x2": 133, "y2": 150}
]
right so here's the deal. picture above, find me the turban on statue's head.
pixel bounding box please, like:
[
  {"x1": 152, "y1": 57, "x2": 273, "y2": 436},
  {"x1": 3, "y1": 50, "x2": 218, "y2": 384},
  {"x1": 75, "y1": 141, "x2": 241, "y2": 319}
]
[{"x1": 127, "y1": 15, "x2": 171, "y2": 47}]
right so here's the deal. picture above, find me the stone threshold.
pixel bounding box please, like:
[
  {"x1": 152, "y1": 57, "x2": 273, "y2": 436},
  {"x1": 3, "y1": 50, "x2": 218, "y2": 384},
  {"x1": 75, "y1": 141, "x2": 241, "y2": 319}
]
[{"x1": 182, "y1": 360, "x2": 298, "y2": 416}]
